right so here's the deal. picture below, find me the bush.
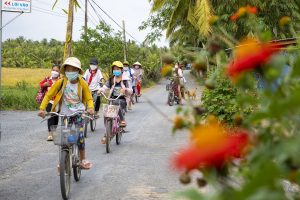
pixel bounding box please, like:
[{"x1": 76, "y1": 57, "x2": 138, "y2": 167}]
[
  {"x1": 1, "y1": 86, "x2": 39, "y2": 110},
  {"x1": 201, "y1": 66, "x2": 239, "y2": 124}
]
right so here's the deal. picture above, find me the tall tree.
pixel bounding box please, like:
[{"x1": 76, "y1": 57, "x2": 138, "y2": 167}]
[{"x1": 143, "y1": 0, "x2": 300, "y2": 46}]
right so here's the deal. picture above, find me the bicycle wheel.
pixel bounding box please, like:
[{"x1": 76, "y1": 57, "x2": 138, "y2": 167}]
[
  {"x1": 90, "y1": 119, "x2": 96, "y2": 132},
  {"x1": 84, "y1": 118, "x2": 88, "y2": 138},
  {"x1": 72, "y1": 145, "x2": 81, "y2": 182},
  {"x1": 60, "y1": 150, "x2": 71, "y2": 200},
  {"x1": 105, "y1": 119, "x2": 112, "y2": 153},
  {"x1": 135, "y1": 94, "x2": 138, "y2": 103},
  {"x1": 168, "y1": 92, "x2": 174, "y2": 106},
  {"x1": 116, "y1": 121, "x2": 122, "y2": 145}
]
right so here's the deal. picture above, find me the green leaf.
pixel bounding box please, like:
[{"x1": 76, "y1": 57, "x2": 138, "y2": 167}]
[
  {"x1": 62, "y1": 9, "x2": 68, "y2": 15},
  {"x1": 176, "y1": 189, "x2": 205, "y2": 200},
  {"x1": 52, "y1": 0, "x2": 59, "y2": 10}
]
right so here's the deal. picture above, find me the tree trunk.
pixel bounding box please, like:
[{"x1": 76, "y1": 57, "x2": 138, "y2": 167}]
[{"x1": 64, "y1": 0, "x2": 74, "y2": 59}]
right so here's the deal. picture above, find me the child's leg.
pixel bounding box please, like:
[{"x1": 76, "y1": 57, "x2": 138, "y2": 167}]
[{"x1": 137, "y1": 81, "x2": 141, "y2": 95}]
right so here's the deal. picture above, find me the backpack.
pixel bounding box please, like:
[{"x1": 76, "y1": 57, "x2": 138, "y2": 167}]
[
  {"x1": 35, "y1": 77, "x2": 49, "y2": 104},
  {"x1": 35, "y1": 78, "x2": 64, "y2": 104},
  {"x1": 128, "y1": 67, "x2": 133, "y2": 80}
]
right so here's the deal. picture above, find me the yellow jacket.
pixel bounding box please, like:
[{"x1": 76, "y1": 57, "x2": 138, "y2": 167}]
[{"x1": 40, "y1": 76, "x2": 94, "y2": 112}]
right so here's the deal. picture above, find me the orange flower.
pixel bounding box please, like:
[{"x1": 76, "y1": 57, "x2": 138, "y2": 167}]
[
  {"x1": 173, "y1": 122, "x2": 250, "y2": 171},
  {"x1": 234, "y1": 38, "x2": 261, "y2": 59},
  {"x1": 231, "y1": 5, "x2": 257, "y2": 21},
  {"x1": 190, "y1": 122, "x2": 226, "y2": 149},
  {"x1": 279, "y1": 16, "x2": 291, "y2": 27}
]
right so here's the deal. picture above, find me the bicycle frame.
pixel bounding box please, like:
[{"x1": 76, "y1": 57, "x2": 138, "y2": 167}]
[
  {"x1": 100, "y1": 92, "x2": 124, "y2": 153},
  {"x1": 101, "y1": 93, "x2": 123, "y2": 135}
]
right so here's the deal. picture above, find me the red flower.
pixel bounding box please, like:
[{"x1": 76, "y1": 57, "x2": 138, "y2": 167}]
[
  {"x1": 230, "y1": 5, "x2": 257, "y2": 21},
  {"x1": 230, "y1": 14, "x2": 238, "y2": 21},
  {"x1": 246, "y1": 5, "x2": 257, "y2": 14},
  {"x1": 173, "y1": 131, "x2": 249, "y2": 171},
  {"x1": 227, "y1": 44, "x2": 281, "y2": 78}
]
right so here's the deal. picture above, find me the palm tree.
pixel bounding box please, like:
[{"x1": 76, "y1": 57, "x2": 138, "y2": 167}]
[{"x1": 151, "y1": 0, "x2": 213, "y2": 37}]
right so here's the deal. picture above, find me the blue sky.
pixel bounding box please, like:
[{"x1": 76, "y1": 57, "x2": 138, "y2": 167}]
[{"x1": 2, "y1": 0, "x2": 168, "y2": 46}]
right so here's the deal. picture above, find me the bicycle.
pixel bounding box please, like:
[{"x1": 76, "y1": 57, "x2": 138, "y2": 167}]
[
  {"x1": 43, "y1": 111, "x2": 93, "y2": 200},
  {"x1": 132, "y1": 85, "x2": 139, "y2": 104},
  {"x1": 83, "y1": 91, "x2": 98, "y2": 138},
  {"x1": 100, "y1": 92, "x2": 125, "y2": 153},
  {"x1": 166, "y1": 77, "x2": 180, "y2": 106}
]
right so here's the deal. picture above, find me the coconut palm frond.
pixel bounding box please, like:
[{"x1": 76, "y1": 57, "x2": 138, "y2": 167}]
[
  {"x1": 166, "y1": 0, "x2": 189, "y2": 37},
  {"x1": 151, "y1": 0, "x2": 167, "y2": 12},
  {"x1": 188, "y1": 0, "x2": 213, "y2": 36},
  {"x1": 52, "y1": 0, "x2": 59, "y2": 10}
]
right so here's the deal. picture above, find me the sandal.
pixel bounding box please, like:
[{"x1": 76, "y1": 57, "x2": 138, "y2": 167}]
[
  {"x1": 101, "y1": 136, "x2": 106, "y2": 144},
  {"x1": 80, "y1": 160, "x2": 92, "y2": 170},
  {"x1": 47, "y1": 135, "x2": 53, "y2": 141},
  {"x1": 120, "y1": 121, "x2": 127, "y2": 127}
]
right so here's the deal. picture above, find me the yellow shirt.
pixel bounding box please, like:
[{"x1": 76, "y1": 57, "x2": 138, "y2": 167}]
[{"x1": 40, "y1": 76, "x2": 94, "y2": 112}]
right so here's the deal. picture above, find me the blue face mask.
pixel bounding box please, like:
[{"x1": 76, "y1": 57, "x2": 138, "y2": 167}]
[
  {"x1": 113, "y1": 70, "x2": 122, "y2": 77},
  {"x1": 65, "y1": 71, "x2": 79, "y2": 81}
]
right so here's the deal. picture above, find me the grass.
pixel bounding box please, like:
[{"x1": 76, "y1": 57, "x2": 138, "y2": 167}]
[
  {"x1": 1, "y1": 84, "x2": 39, "y2": 110},
  {"x1": 1, "y1": 68, "x2": 49, "y2": 110},
  {"x1": 2, "y1": 67, "x2": 50, "y2": 86}
]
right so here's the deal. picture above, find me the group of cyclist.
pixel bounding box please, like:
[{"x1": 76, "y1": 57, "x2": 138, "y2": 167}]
[{"x1": 38, "y1": 57, "x2": 143, "y2": 170}]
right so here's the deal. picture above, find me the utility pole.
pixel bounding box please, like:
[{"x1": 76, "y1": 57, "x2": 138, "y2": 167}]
[
  {"x1": 0, "y1": 0, "x2": 2, "y2": 101},
  {"x1": 84, "y1": 0, "x2": 87, "y2": 35},
  {"x1": 64, "y1": 0, "x2": 75, "y2": 59},
  {"x1": 122, "y1": 20, "x2": 127, "y2": 61}
]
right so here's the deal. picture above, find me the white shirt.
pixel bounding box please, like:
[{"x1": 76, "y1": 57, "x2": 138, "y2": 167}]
[
  {"x1": 122, "y1": 68, "x2": 135, "y2": 81},
  {"x1": 83, "y1": 69, "x2": 104, "y2": 91},
  {"x1": 133, "y1": 68, "x2": 143, "y2": 81}
]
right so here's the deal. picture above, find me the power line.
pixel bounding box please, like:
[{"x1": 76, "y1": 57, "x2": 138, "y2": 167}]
[
  {"x1": 88, "y1": 0, "x2": 105, "y2": 23},
  {"x1": 89, "y1": 0, "x2": 142, "y2": 44},
  {"x1": 33, "y1": 5, "x2": 85, "y2": 21},
  {"x1": 32, "y1": 7, "x2": 85, "y2": 22},
  {"x1": 35, "y1": 0, "x2": 64, "y2": 10},
  {"x1": 76, "y1": 0, "x2": 98, "y2": 27},
  {"x1": 0, "y1": 12, "x2": 24, "y2": 31},
  {"x1": 34, "y1": 1, "x2": 92, "y2": 25}
]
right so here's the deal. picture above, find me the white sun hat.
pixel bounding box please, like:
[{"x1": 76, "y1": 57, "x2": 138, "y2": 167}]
[{"x1": 61, "y1": 57, "x2": 83, "y2": 75}]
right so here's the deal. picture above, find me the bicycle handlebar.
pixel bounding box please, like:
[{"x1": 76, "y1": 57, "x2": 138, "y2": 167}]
[
  {"x1": 41, "y1": 110, "x2": 94, "y2": 123},
  {"x1": 46, "y1": 110, "x2": 85, "y2": 118},
  {"x1": 99, "y1": 92, "x2": 123, "y2": 101}
]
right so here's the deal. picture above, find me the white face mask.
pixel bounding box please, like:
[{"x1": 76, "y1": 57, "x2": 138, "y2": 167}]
[
  {"x1": 175, "y1": 64, "x2": 179, "y2": 69},
  {"x1": 123, "y1": 67, "x2": 129, "y2": 71},
  {"x1": 51, "y1": 71, "x2": 60, "y2": 78},
  {"x1": 135, "y1": 66, "x2": 139, "y2": 69},
  {"x1": 90, "y1": 65, "x2": 98, "y2": 70}
]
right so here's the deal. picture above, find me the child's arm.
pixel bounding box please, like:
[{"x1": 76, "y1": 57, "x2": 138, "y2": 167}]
[{"x1": 98, "y1": 79, "x2": 110, "y2": 94}]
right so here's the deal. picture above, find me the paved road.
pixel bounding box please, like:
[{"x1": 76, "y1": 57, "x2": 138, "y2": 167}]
[{"x1": 0, "y1": 70, "x2": 202, "y2": 200}]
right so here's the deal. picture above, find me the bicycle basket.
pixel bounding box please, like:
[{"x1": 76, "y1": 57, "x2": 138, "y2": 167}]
[
  {"x1": 166, "y1": 84, "x2": 170, "y2": 91},
  {"x1": 103, "y1": 104, "x2": 120, "y2": 118},
  {"x1": 51, "y1": 125, "x2": 79, "y2": 146}
]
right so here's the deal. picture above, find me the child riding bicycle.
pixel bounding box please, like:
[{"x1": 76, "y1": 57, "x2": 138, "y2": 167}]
[
  {"x1": 98, "y1": 61, "x2": 132, "y2": 144},
  {"x1": 83, "y1": 57, "x2": 105, "y2": 117},
  {"x1": 38, "y1": 57, "x2": 94, "y2": 170}
]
